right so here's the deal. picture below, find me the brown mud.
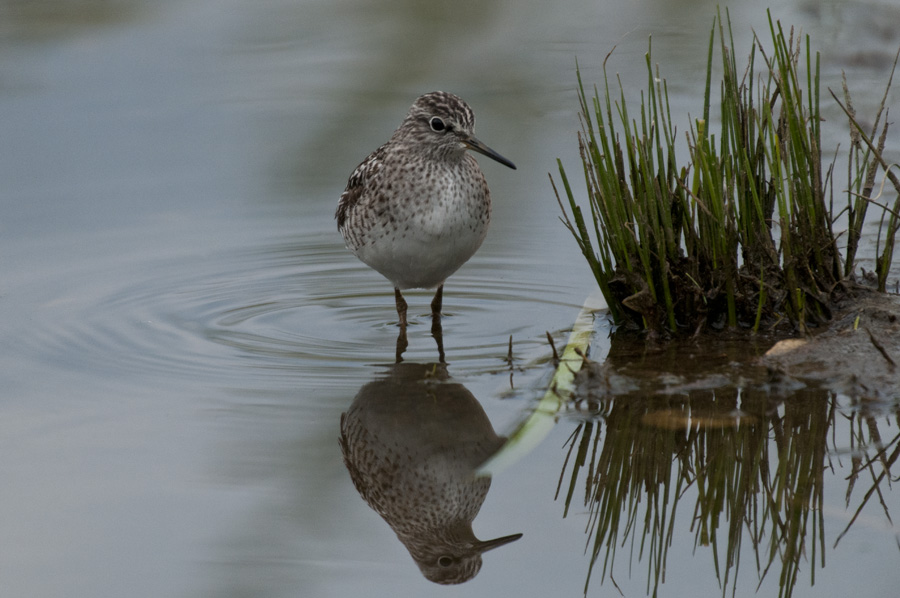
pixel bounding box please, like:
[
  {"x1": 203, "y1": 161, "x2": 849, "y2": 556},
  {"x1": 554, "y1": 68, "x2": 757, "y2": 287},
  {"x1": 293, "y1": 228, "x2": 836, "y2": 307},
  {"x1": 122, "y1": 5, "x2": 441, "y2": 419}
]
[{"x1": 574, "y1": 286, "x2": 900, "y2": 403}]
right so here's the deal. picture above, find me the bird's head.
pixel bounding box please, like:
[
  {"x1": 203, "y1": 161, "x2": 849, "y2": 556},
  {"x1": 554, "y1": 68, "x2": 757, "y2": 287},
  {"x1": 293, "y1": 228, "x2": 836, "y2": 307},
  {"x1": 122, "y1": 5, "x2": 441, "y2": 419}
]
[{"x1": 398, "y1": 91, "x2": 516, "y2": 169}]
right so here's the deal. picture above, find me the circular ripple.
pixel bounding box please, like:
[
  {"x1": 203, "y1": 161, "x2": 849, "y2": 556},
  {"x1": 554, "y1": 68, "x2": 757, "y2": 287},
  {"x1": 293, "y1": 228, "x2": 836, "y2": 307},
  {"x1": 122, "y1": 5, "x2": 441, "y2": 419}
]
[{"x1": 14, "y1": 229, "x2": 591, "y2": 391}]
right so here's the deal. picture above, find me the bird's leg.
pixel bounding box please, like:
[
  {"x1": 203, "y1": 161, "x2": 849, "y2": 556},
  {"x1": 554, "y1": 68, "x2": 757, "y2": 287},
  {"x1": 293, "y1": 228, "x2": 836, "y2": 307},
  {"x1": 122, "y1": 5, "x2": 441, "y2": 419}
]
[
  {"x1": 395, "y1": 326, "x2": 408, "y2": 363},
  {"x1": 431, "y1": 313, "x2": 445, "y2": 363},
  {"x1": 430, "y1": 284, "x2": 444, "y2": 318},
  {"x1": 394, "y1": 288, "x2": 408, "y2": 328},
  {"x1": 394, "y1": 288, "x2": 409, "y2": 362}
]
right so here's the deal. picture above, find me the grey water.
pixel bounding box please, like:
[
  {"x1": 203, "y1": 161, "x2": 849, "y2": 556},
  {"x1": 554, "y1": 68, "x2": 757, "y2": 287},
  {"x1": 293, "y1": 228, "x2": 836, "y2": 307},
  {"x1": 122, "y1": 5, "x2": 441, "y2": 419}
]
[{"x1": 1, "y1": 1, "x2": 898, "y2": 597}]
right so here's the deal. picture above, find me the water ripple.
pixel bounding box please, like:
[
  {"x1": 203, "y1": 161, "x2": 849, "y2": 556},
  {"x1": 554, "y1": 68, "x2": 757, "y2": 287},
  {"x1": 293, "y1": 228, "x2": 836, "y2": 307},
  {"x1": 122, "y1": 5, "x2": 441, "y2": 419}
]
[{"x1": 15, "y1": 230, "x2": 588, "y2": 390}]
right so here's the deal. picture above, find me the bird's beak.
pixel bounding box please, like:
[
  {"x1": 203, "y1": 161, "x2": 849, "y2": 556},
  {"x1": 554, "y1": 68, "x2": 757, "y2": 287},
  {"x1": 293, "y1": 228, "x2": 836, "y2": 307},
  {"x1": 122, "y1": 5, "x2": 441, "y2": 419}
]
[
  {"x1": 463, "y1": 135, "x2": 517, "y2": 170},
  {"x1": 474, "y1": 532, "x2": 523, "y2": 553}
]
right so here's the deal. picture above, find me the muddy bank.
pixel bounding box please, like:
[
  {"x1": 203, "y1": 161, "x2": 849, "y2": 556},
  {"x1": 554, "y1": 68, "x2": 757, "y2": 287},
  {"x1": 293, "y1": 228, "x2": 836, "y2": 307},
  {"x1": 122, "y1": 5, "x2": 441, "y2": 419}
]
[
  {"x1": 575, "y1": 286, "x2": 900, "y2": 403},
  {"x1": 761, "y1": 287, "x2": 900, "y2": 400}
]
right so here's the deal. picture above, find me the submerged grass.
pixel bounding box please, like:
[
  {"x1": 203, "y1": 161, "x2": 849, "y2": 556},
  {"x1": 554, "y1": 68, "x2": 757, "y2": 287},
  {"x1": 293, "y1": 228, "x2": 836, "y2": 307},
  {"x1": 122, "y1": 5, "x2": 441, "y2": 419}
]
[{"x1": 554, "y1": 9, "x2": 900, "y2": 334}]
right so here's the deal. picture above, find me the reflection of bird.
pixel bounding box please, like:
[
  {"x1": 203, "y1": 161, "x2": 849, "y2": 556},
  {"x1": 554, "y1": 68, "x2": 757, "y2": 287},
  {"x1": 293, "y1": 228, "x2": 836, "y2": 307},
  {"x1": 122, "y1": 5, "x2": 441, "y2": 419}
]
[
  {"x1": 336, "y1": 91, "x2": 516, "y2": 327},
  {"x1": 340, "y1": 362, "x2": 521, "y2": 584}
]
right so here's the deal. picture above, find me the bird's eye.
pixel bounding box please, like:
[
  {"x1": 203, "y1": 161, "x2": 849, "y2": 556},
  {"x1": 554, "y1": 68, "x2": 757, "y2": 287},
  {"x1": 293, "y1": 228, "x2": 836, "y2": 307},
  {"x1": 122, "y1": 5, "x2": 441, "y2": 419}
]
[
  {"x1": 429, "y1": 117, "x2": 447, "y2": 132},
  {"x1": 438, "y1": 556, "x2": 453, "y2": 567}
]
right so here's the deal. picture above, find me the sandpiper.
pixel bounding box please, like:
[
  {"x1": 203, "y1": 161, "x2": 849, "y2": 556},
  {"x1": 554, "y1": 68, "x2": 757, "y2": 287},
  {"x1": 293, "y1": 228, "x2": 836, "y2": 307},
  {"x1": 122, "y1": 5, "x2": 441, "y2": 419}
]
[{"x1": 336, "y1": 91, "x2": 516, "y2": 327}]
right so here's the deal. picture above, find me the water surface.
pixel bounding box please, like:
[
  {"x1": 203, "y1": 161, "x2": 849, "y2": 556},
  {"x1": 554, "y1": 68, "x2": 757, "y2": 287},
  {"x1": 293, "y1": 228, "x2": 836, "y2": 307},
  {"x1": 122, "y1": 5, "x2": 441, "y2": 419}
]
[{"x1": 1, "y1": 1, "x2": 898, "y2": 596}]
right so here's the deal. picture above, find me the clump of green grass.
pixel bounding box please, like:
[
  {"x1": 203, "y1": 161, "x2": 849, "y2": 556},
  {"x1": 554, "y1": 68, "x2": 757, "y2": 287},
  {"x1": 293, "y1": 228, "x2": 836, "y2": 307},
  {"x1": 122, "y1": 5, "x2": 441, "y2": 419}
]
[{"x1": 554, "y1": 9, "x2": 900, "y2": 334}]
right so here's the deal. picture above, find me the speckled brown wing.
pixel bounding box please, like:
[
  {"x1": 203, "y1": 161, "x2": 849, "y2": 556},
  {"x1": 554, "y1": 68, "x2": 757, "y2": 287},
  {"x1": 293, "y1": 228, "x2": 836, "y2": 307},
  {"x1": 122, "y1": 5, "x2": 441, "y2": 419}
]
[{"x1": 335, "y1": 143, "x2": 387, "y2": 232}]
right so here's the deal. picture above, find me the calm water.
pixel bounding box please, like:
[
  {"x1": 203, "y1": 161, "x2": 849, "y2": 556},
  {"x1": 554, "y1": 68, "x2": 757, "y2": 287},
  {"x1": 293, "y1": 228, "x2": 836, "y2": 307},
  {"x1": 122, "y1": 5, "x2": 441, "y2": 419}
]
[{"x1": 1, "y1": 1, "x2": 898, "y2": 596}]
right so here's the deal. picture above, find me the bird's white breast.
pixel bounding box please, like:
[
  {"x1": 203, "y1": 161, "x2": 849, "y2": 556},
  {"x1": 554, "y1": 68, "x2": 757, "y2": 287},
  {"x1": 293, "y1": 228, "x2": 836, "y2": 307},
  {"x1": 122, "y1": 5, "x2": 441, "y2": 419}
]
[{"x1": 352, "y1": 159, "x2": 491, "y2": 290}]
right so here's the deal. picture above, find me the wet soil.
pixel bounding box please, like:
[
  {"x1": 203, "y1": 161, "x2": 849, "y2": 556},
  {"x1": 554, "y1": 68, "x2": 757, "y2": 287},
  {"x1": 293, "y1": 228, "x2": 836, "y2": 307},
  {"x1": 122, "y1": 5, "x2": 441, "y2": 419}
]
[
  {"x1": 575, "y1": 286, "x2": 900, "y2": 402},
  {"x1": 761, "y1": 286, "x2": 900, "y2": 400}
]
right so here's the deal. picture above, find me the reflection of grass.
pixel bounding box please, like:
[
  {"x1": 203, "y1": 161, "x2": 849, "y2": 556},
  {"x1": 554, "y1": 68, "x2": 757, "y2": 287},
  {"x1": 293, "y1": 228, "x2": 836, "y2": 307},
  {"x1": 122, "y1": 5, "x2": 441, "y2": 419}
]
[
  {"x1": 554, "y1": 9, "x2": 900, "y2": 334},
  {"x1": 559, "y1": 403, "x2": 687, "y2": 596},
  {"x1": 558, "y1": 387, "x2": 898, "y2": 597},
  {"x1": 836, "y1": 402, "x2": 900, "y2": 547}
]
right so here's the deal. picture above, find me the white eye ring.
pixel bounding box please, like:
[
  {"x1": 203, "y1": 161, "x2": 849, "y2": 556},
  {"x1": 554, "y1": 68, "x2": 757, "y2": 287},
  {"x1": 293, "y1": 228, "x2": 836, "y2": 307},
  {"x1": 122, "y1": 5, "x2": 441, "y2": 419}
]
[{"x1": 429, "y1": 117, "x2": 447, "y2": 132}]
